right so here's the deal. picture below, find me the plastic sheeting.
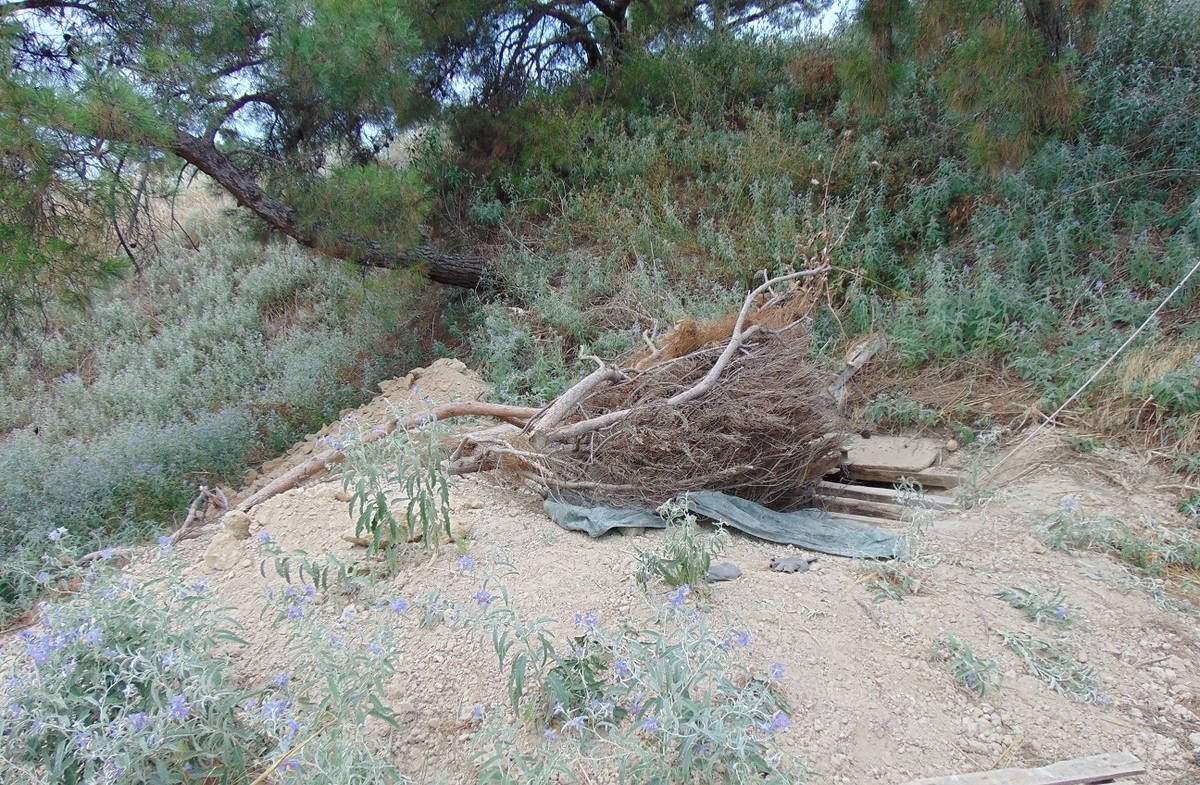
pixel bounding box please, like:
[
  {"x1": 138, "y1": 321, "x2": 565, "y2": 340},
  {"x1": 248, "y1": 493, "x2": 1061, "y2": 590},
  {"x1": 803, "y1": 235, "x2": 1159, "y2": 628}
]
[{"x1": 544, "y1": 490, "x2": 904, "y2": 560}]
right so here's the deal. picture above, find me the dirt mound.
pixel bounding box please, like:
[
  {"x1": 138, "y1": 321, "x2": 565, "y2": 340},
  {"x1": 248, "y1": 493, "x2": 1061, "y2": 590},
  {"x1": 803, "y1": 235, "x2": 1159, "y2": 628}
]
[
  {"x1": 153, "y1": 429, "x2": 1200, "y2": 783},
  {"x1": 236, "y1": 358, "x2": 486, "y2": 501}
]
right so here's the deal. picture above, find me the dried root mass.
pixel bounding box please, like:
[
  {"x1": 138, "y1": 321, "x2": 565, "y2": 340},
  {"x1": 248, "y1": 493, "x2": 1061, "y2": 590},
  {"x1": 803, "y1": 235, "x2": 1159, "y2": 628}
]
[{"x1": 539, "y1": 328, "x2": 844, "y2": 511}]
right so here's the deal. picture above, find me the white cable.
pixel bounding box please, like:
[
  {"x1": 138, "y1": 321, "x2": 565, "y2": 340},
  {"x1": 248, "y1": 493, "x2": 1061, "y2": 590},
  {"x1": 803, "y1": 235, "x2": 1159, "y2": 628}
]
[{"x1": 985, "y1": 254, "x2": 1200, "y2": 481}]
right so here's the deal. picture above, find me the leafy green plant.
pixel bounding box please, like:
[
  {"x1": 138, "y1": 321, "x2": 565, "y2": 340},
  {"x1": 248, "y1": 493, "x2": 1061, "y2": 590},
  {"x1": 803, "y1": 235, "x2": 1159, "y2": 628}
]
[
  {"x1": 0, "y1": 229, "x2": 438, "y2": 624},
  {"x1": 930, "y1": 633, "x2": 998, "y2": 697},
  {"x1": 993, "y1": 586, "x2": 1074, "y2": 629},
  {"x1": 1064, "y1": 435, "x2": 1102, "y2": 453},
  {"x1": 635, "y1": 499, "x2": 728, "y2": 596},
  {"x1": 858, "y1": 560, "x2": 925, "y2": 603},
  {"x1": 339, "y1": 416, "x2": 454, "y2": 568},
  {"x1": 466, "y1": 581, "x2": 808, "y2": 784},
  {"x1": 1179, "y1": 494, "x2": 1199, "y2": 518},
  {"x1": 256, "y1": 535, "x2": 375, "y2": 603},
  {"x1": 1040, "y1": 503, "x2": 1200, "y2": 575},
  {"x1": 863, "y1": 392, "x2": 944, "y2": 429},
  {"x1": 998, "y1": 630, "x2": 1103, "y2": 703}
]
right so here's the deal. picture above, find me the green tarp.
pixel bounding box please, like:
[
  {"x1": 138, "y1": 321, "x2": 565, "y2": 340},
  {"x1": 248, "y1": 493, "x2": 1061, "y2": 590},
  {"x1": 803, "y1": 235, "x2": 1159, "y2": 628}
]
[{"x1": 544, "y1": 490, "x2": 905, "y2": 560}]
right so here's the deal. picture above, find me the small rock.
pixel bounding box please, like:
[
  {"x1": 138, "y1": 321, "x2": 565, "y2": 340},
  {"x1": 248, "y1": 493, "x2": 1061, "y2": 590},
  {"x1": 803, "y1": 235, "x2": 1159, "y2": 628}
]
[
  {"x1": 203, "y1": 532, "x2": 243, "y2": 571},
  {"x1": 946, "y1": 439, "x2": 959, "y2": 451},
  {"x1": 342, "y1": 528, "x2": 396, "y2": 547},
  {"x1": 706, "y1": 562, "x2": 742, "y2": 582},
  {"x1": 771, "y1": 554, "x2": 816, "y2": 573},
  {"x1": 333, "y1": 489, "x2": 353, "y2": 502},
  {"x1": 456, "y1": 494, "x2": 486, "y2": 510},
  {"x1": 450, "y1": 518, "x2": 473, "y2": 541},
  {"x1": 1023, "y1": 536, "x2": 1049, "y2": 555},
  {"x1": 243, "y1": 469, "x2": 259, "y2": 484},
  {"x1": 222, "y1": 510, "x2": 252, "y2": 540}
]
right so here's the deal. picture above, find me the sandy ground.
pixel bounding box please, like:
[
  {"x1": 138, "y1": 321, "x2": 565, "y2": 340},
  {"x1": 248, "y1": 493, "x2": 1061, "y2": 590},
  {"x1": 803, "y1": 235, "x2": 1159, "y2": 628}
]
[{"x1": 138, "y1": 362, "x2": 1200, "y2": 783}]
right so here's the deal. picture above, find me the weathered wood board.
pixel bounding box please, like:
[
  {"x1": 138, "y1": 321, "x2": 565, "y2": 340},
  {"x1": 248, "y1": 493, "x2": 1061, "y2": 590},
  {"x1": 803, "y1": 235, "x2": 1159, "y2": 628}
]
[
  {"x1": 816, "y1": 480, "x2": 958, "y2": 511},
  {"x1": 813, "y1": 494, "x2": 904, "y2": 521},
  {"x1": 903, "y1": 752, "x2": 1146, "y2": 785},
  {"x1": 843, "y1": 464, "x2": 961, "y2": 489}
]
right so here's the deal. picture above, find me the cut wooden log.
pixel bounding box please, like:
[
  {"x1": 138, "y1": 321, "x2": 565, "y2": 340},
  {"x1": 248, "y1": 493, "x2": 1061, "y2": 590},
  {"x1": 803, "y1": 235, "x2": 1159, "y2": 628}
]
[
  {"x1": 903, "y1": 751, "x2": 1145, "y2": 785},
  {"x1": 816, "y1": 480, "x2": 958, "y2": 511}
]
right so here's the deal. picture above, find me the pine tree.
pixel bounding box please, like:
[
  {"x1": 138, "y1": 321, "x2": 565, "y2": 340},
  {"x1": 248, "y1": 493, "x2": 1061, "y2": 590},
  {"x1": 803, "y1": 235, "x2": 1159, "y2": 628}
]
[{"x1": 0, "y1": 0, "x2": 473, "y2": 334}]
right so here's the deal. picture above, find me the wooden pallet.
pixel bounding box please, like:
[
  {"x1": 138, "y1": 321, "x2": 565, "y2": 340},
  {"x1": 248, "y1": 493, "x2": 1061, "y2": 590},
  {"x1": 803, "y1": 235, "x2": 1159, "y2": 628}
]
[
  {"x1": 812, "y1": 435, "x2": 964, "y2": 523},
  {"x1": 904, "y1": 752, "x2": 1146, "y2": 785},
  {"x1": 813, "y1": 480, "x2": 959, "y2": 521}
]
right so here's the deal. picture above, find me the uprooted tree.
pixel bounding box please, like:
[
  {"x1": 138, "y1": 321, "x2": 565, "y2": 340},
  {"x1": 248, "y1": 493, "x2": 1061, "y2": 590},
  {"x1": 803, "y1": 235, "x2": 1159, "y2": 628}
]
[{"x1": 233, "y1": 268, "x2": 847, "y2": 518}]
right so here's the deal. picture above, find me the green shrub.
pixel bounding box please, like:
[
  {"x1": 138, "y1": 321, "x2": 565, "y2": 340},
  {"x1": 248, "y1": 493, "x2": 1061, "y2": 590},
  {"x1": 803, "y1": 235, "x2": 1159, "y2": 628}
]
[
  {"x1": 0, "y1": 227, "x2": 441, "y2": 623},
  {"x1": 466, "y1": 579, "x2": 807, "y2": 784},
  {"x1": 0, "y1": 566, "x2": 263, "y2": 784},
  {"x1": 930, "y1": 633, "x2": 998, "y2": 698},
  {"x1": 635, "y1": 499, "x2": 728, "y2": 596}
]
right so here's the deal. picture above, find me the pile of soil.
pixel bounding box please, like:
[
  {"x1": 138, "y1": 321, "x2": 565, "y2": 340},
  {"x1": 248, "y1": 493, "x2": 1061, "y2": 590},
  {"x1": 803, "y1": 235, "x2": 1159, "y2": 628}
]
[{"x1": 128, "y1": 365, "x2": 1200, "y2": 783}]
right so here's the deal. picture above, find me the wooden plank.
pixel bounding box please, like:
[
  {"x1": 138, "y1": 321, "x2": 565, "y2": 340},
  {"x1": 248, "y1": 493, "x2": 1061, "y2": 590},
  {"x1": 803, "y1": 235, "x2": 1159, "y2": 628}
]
[
  {"x1": 816, "y1": 481, "x2": 958, "y2": 511},
  {"x1": 904, "y1": 752, "x2": 1146, "y2": 785},
  {"x1": 841, "y1": 464, "x2": 961, "y2": 490},
  {"x1": 813, "y1": 495, "x2": 904, "y2": 521}
]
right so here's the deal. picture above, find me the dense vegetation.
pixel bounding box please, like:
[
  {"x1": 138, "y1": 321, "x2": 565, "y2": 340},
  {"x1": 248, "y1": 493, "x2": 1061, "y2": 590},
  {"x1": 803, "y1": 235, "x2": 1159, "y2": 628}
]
[
  {"x1": 1, "y1": 2, "x2": 1199, "y2": 782},
  {"x1": 1, "y1": 0, "x2": 1198, "y2": 616}
]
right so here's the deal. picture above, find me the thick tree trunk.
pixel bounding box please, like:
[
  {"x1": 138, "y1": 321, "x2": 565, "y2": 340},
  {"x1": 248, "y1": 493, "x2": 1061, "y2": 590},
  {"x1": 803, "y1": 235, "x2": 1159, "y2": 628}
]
[{"x1": 168, "y1": 132, "x2": 490, "y2": 289}]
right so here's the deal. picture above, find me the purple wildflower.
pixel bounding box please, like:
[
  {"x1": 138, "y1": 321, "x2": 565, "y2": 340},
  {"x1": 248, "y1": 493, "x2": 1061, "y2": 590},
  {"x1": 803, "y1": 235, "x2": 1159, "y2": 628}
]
[
  {"x1": 167, "y1": 694, "x2": 191, "y2": 721},
  {"x1": 614, "y1": 659, "x2": 631, "y2": 678},
  {"x1": 262, "y1": 699, "x2": 290, "y2": 720},
  {"x1": 668, "y1": 584, "x2": 690, "y2": 608},
  {"x1": 474, "y1": 589, "x2": 493, "y2": 606},
  {"x1": 769, "y1": 662, "x2": 784, "y2": 679},
  {"x1": 457, "y1": 555, "x2": 473, "y2": 570},
  {"x1": 641, "y1": 716, "x2": 658, "y2": 733}
]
